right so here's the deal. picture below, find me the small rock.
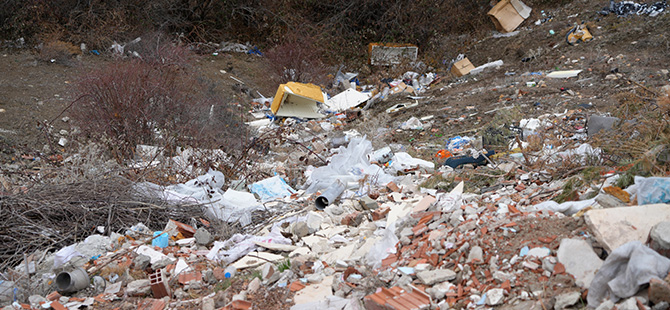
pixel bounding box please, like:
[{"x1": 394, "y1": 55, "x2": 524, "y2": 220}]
[
  {"x1": 416, "y1": 269, "x2": 456, "y2": 285},
  {"x1": 486, "y1": 288, "x2": 505, "y2": 306},
  {"x1": 554, "y1": 291, "x2": 580, "y2": 309},
  {"x1": 650, "y1": 222, "x2": 670, "y2": 253},
  {"x1": 306, "y1": 273, "x2": 324, "y2": 284},
  {"x1": 306, "y1": 212, "x2": 323, "y2": 233},
  {"x1": 152, "y1": 257, "x2": 173, "y2": 270},
  {"x1": 542, "y1": 257, "x2": 557, "y2": 273},
  {"x1": 194, "y1": 228, "x2": 211, "y2": 245},
  {"x1": 617, "y1": 297, "x2": 639, "y2": 310},
  {"x1": 292, "y1": 222, "x2": 310, "y2": 238},
  {"x1": 527, "y1": 247, "x2": 551, "y2": 258},
  {"x1": 467, "y1": 246, "x2": 484, "y2": 264},
  {"x1": 595, "y1": 300, "x2": 615, "y2": 310},
  {"x1": 653, "y1": 301, "x2": 670, "y2": 310},
  {"x1": 213, "y1": 267, "x2": 226, "y2": 281},
  {"x1": 247, "y1": 278, "x2": 261, "y2": 292},
  {"x1": 202, "y1": 298, "x2": 215, "y2": 310},
  {"x1": 133, "y1": 254, "x2": 151, "y2": 270},
  {"x1": 204, "y1": 270, "x2": 217, "y2": 285},
  {"x1": 359, "y1": 196, "x2": 379, "y2": 210},
  {"x1": 557, "y1": 238, "x2": 603, "y2": 288},
  {"x1": 595, "y1": 193, "x2": 626, "y2": 209},
  {"x1": 126, "y1": 279, "x2": 151, "y2": 297},
  {"x1": 649, "y1": 278, "x2": 670, "y2": 304}
]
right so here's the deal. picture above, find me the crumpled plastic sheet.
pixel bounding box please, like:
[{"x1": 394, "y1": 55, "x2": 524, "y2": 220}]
[
  {"x1": 305, "y1": 137, "x2": 394, "y2": 194},
  {"x1": 388, "y1": 152, "x2": 434, "y2": 174},
  {"x1": 634, "y1": 176, "x2": 670, "y2": 205},
  {"x1": 587, "y1": 241, "x2": 670, "y2": 307},
  {"x1": 551, "y1": 143, "x2": 601, "y2": 164},
  {"x1": 365, "y1": 229, "x2": 399, "y2": 269},
  {"x1": 137, "y1": 170, "x2": 262, "y2": 226},
  {"x1": 249, "y1": 175, "x2": 296, "y2": 202},
  {"x1": 53, "y1": 245, "x2": 83, "y2": 269},
  {"x1": 526, "y1": 198, "x2": 596, "y2": 216},
  {"x1": 608, "y1": 0, "x2": 667, "y2": 17},
  {"x1": 446, "y1": 136, "x2": 472, "y2": 153},
  {"x1": 206, "y1": 221, "x2": 292, "y2": 264},
  {"x1": 400, "y1": 116, "x2": 423, "y2": 130}
]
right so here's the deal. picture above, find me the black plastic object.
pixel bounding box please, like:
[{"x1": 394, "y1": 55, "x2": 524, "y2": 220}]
[{"x1": 443, "y1": 150, "x2": 496, "y2": 169}]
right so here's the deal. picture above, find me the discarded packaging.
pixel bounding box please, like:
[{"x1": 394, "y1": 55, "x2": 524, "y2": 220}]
[
  {"x1": 271, "y1": 82, "x2": 327, "y2": 119},
  {"x1": 249, "y1": 175, "x2": 296, "y2": 202},
  {"x1": 470, "y1": 60, "x2": 504, "y2": 75},
  {"x1": 488, "y1": 0, "x2": 532, "y2": 33},
  {"x1": 451, "y1": 58, "x2": 475, "y2": 77},
  {"x1": 566, "y1": 24, "x2": 594, "y2": 45},
  {"x1": 326, "y1": 88, "x2": 370, "y2": 112}
]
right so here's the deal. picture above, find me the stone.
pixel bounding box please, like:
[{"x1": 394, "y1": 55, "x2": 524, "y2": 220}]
[
  {"x1": 416, "y1": 269, "x2": 456, "y2": 285},
  {"x1": 653, "y1": 301, "x2": 670, "y2": 310},
  {"x1": 585, "y1": 204, "x2": 670, "y2": 252},
  {"x1": 202, "y1": 298, "x2": 215, "y2": 310},
  {"x1": 617, "y1": 297, "x2": 639, "y2": 310},
  {"x1": 204, "y1": 270, "x2": 217, "y2": 284},
  {"x1": 556, "y1": 238, "x2": 603, "y2": 288},
  {"x1": 595, "y1": 193, "x2": 626, "y2": 209},
  {"x1": 152, "y1": 257, "x2": 173, "y2": 270},
  {"x1": 588, "y1": 115, "x2": 620, "y2": 137},
  {"x1": 359, "y1": 196, "x2": 379, "y2": 210},
  {"x1": 595, "y1": 300, "x2": 615, "y2": 310},
  {"x1": 527, "y1": 247, "x2": 551, "y2": 258},
  {"x1": 341, "y1": 212, "x2": 364, "y2": 227},
  {"x1": 126, "y1": 279, "x2": 151, "y2": 297},
  {"x1": 292, "y1": 222, "x2": 310, "y2": 238},
  {"x1": 133, "y1": 254, "x2": 151, "y2": 270},
  {"x1": 293, "y1": 276, "x2": 334, "y2": 305},
  {"x1": 247, "y1": 278, "x2": 261, "y2": 293},
  {"x1": 306, "y1": 273, "x2": 324, "y2": 284},
  {"x1": 649, "y1": 278, "x2": 670, "y2": 304},
  {"x1": 306, "y1": 212, "x2": 324, "y2": 233},
  {"x1": 554, "y1": 291, "x2": 580, "y2": 310},
  {"x1": 429, "y1": 282, "x2": 455, "y2": 300},
  {"x1": 542, "y1": 257, "x2": 557, "y2": 273},
  {"x1": 650, "y1": 222, "x2": 670, "y2": 250},
  {"x1": 213, "y1": 267, "x2": 226, "y2": 280},
  {"x1": 194, "y1": 228, "x2": 211, "y2": 245},
  {"x1": 28, "y1": 295, "x2": 46, "y2": 308},
  {"x1": 467, "y1": 246, "x2": 484, "y2": 264},
  {"x1": 486, "y1": 288, "x2": 505, "y2": 306},
  {"x1": 261, "y1": 263, "x2": 281, "y2": 285}
]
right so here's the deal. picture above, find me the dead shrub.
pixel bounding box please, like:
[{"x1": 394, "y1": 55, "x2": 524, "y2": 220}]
[
  {"x1": 69, "y1": 41, "x2": 248, "y2": 163},
  {"x1": 37, "y1": 40, "x2": 80, "y2": 64},
  {"x1": 264, "y1": 34, "x2": 329, "y2": 86}
]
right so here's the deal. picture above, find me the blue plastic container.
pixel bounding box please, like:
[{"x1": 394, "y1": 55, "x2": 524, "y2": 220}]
[{"x1": 152, "y1": 231, "x2": 169, "y2": 248}]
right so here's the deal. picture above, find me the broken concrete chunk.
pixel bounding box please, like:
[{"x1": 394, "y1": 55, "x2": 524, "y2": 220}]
[
  {"x1": 486, "y1": 288, "x2": 505, "y2": 306},
  {"x1": 126, "y1": 279, "x2": 151, "y2": 297},
  {"x1": 194, "y1": 227, "x2": 211, "y2": 245},
  {"x1": 585, "y1": 204, "x2": 670, "y2": 252},
  {"x1": 556, "y1": 238, "x2": 603, "y2": 288},
  {"x1": 554, "y1": 291, "x2": 580, "y2": 310},
  {"x1": 416, "y1": 269, "x2": 456, "y2": 285}
]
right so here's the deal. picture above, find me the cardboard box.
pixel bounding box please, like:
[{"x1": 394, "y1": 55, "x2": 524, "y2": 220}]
[
  {"x1": 488, "y1": 0, "x2": 532, "y2": 33},
  {"x1": 451, "y1": 58, "x2": 475, "y2": 77}
]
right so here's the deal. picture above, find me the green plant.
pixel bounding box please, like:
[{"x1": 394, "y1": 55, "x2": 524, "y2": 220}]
[
  {"x1": 277, "y1": 259, "x2": 291, "y2": 273},
  {"x1": 553, "y1": 177, "x2": 584, "y2": 203},
  {"x1": 214, "y1": 279, "x2": 232, "y2": 292}
]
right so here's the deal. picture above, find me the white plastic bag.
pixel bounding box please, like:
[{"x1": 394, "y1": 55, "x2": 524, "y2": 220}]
[
  {"x1": 249, "y1": 175, "x2": 296, "y2": 202},
  {"x1": 587, "y1": 241, "x2": 670, "y2": 307},
  {"x1": 388, "y1": 152, "x2": 435, "y2": 174},
  {"x1": 634, "y1": 176, "x2": 670, "y2": 205},
  {"x1": 365, "y1": 229, "x2": 399, "y2": 269}
]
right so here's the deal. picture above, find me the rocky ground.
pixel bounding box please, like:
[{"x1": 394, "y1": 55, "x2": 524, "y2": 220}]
[{"x1": 2, "y1": 1, "x2": 670, "y2": 310}]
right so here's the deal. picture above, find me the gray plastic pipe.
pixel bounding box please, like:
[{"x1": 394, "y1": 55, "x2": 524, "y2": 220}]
[
  {"x1": 56, "y1": 267, "x2": 90, "y2": 293},
  {"x1": 315, "y1": 180, "x2": 346, "y2": 210}
]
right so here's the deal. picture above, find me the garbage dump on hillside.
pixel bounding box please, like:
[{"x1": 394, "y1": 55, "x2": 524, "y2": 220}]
[{"x1": 2, "y1": 0, "x2": 670, "y2": 310}]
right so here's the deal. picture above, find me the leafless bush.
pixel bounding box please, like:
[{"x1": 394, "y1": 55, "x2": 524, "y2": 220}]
[
  {"x1": 69, "y1": 41, "x2": 248, "y2": 163},
  {"x1": 264, "y1": 35, "x2": 329, "y2": 85},
  {"x1": 37, "y1": 39, "x2": 80, "y2": 64},
  {"x1": 0, "y1": 175, "x2": 207, "y2": 272}
]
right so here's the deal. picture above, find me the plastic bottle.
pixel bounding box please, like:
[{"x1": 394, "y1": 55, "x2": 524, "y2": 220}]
[{"x1": 224, "y1": 266, "x2": 236, "y2": 278}]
